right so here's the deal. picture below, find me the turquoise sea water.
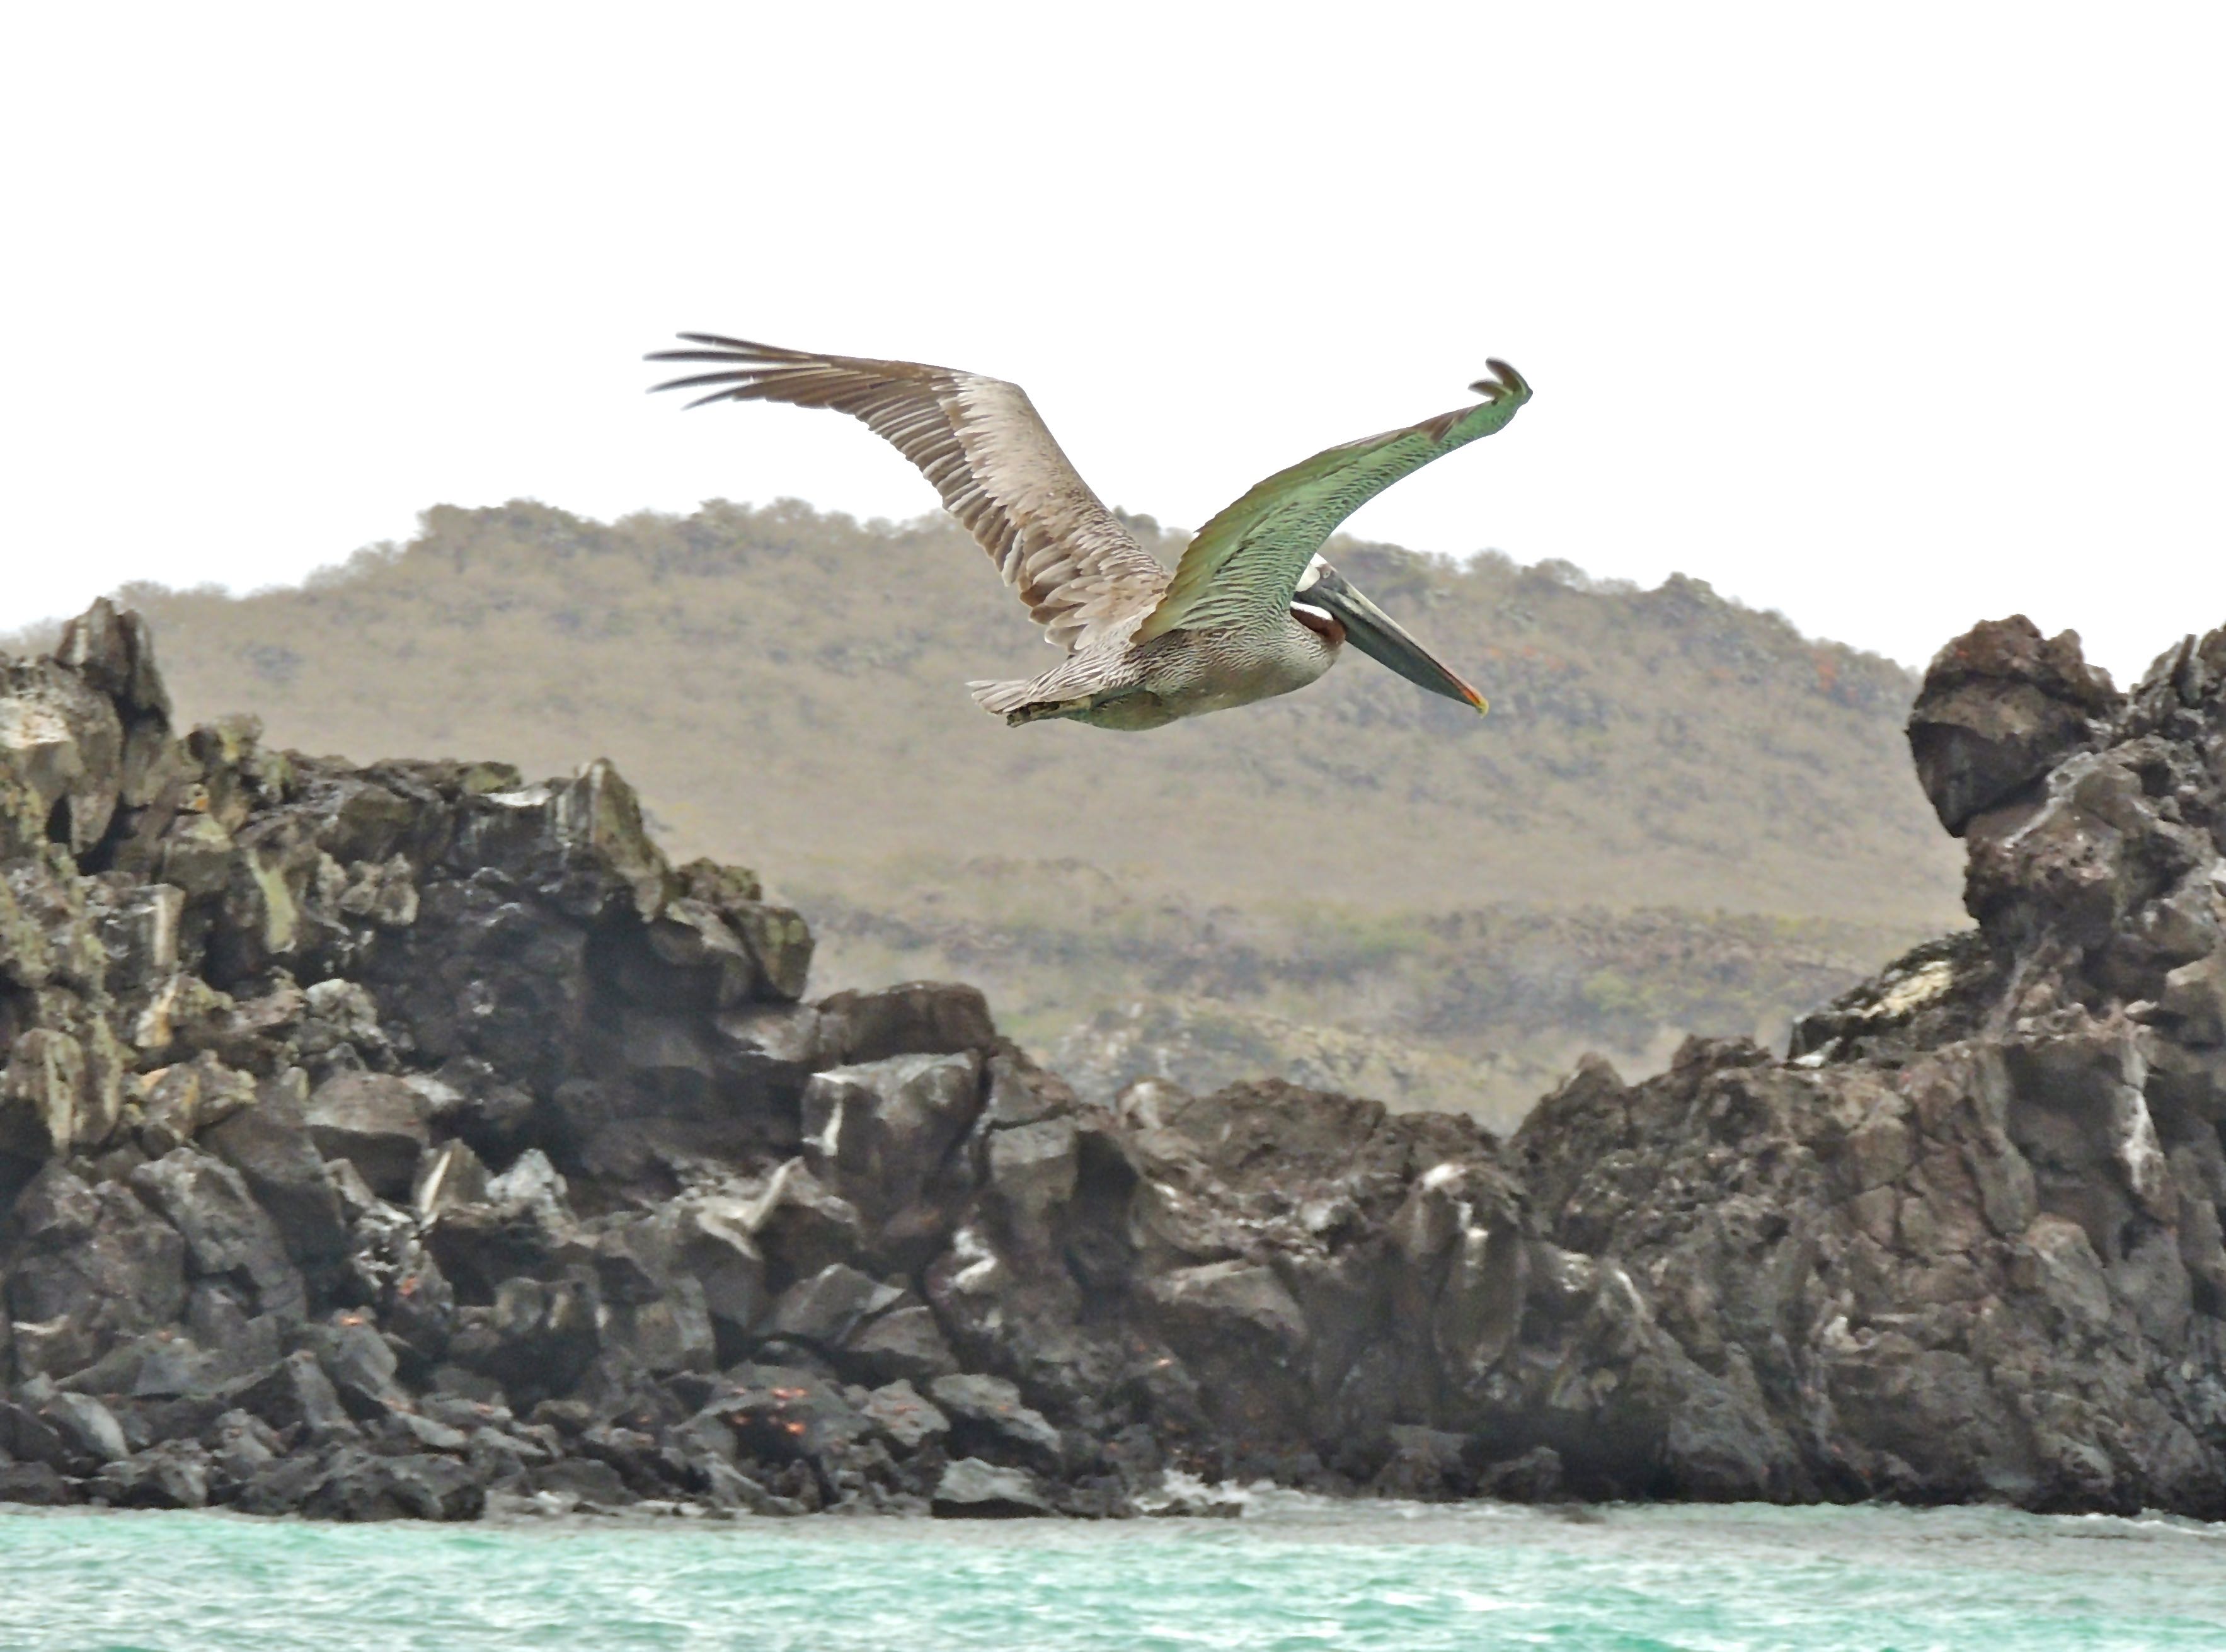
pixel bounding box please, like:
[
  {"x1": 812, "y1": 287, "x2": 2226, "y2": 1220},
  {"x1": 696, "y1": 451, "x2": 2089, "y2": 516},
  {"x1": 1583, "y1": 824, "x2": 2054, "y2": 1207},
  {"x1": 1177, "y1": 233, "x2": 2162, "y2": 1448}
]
[{"x1": 4, "y1": 1494, "x2": 2222, "y2": 1652}]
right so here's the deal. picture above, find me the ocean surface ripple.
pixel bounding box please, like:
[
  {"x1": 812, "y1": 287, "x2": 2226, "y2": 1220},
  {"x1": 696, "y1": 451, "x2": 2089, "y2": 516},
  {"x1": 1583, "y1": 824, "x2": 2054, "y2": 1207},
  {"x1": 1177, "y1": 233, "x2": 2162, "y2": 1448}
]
[{"x1": 5, "y1": 1494, "x2": 2222, "y2": 1651}]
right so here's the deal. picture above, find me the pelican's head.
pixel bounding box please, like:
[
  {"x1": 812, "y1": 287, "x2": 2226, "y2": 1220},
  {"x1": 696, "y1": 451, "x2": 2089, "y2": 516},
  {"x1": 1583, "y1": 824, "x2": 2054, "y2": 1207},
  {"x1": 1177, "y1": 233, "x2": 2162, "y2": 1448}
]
[{"x1": 1293, "y1": 556, "x2": 1488, "y2": 714}]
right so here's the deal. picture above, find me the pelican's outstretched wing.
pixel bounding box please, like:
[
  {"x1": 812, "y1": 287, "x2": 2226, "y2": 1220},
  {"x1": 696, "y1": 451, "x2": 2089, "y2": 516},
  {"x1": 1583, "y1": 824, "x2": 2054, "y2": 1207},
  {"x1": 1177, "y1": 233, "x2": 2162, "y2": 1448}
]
[
  {"x1": 1134, "y1": 362, "x2": 1530, "y2": 643},
  {"x1": 649, "y1": 335, "x2": 1169, "y2": 653}
]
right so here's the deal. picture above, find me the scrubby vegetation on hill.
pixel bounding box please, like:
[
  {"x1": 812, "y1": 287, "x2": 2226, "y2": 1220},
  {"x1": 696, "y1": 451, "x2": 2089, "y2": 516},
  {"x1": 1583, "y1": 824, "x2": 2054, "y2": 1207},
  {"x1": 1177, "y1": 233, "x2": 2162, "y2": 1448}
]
[{"x1": 35, "y1": 499, "x2": 1965, "y2": 1123}]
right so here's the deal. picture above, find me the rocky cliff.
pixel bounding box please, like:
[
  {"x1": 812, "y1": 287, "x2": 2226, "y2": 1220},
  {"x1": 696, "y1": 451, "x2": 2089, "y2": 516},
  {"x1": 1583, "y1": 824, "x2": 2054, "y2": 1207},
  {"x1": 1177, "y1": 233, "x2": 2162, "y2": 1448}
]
[{"x1": 0, "y1": 604, "x2": 2220, "y2": 1521}]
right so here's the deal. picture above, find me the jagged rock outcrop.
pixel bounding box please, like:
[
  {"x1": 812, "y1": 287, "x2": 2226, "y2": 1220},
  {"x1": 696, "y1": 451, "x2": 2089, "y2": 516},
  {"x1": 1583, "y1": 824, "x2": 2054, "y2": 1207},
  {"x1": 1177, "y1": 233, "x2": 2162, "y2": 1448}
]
[
  {"x1": 1904, "y1": 614, "x2": 2124, "y2": 838},
  {"x1": 0, "y1": 602, "x2": 2222, "y2": 1520}
]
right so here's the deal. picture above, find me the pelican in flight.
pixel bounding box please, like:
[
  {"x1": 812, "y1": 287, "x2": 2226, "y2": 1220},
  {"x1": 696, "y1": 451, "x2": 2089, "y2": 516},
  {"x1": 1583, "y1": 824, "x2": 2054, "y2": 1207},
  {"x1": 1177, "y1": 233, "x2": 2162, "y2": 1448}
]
[{"x1": 648, "y1": 336, "x2": 1529, "y2": 731}]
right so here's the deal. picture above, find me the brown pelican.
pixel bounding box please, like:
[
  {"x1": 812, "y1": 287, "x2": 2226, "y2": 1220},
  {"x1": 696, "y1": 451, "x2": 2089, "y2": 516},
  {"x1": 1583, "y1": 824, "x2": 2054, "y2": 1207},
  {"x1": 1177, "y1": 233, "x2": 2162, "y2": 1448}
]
[{"x1": 648, "y1": 336, "x2": 1529, "y2": 731}]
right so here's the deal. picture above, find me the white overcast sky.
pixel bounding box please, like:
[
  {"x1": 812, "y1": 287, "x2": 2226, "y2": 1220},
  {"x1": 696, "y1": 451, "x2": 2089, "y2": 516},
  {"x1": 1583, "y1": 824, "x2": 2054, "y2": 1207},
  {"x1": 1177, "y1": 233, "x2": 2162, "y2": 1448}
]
[{"x1": 3, "y1": 4, "x2": 2220, "y2": 683}]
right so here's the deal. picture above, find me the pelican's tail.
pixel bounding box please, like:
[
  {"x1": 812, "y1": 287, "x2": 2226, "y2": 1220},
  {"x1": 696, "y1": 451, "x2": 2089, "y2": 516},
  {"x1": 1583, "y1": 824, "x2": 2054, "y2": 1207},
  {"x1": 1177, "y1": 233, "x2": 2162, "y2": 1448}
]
[
  {"x1": 970, "y1": 650, "x2": 1149, "y2": 726},
  {"x1": 967, "y1": 678, "x2": 1040, "y2": 719},
  {"x1": 970, "y1": 677, "x2": 1100, "y2": 726}
]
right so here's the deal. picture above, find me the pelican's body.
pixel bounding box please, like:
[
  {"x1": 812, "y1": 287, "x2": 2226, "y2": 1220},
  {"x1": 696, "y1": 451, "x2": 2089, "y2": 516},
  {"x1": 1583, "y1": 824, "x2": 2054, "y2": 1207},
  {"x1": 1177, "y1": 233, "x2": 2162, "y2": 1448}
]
[
  {"x1": 648, "y1": 336, "x2": 1529, "y2": 730},
  {"x1": 989, "y1": 608, "x2": 1340, "y2": 731}
]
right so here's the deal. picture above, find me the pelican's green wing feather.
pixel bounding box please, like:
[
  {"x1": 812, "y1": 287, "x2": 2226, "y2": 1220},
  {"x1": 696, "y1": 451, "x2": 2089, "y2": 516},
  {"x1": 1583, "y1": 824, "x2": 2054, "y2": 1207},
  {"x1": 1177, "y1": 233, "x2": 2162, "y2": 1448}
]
[{"x1": 1135, "y1": 361, "x2": 1530, "y2": 643}]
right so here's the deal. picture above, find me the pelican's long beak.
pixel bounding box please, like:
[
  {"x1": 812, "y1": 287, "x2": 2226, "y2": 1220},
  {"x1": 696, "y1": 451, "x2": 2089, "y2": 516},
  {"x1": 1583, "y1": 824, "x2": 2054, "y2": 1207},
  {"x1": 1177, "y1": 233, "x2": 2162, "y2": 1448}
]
[{"x1": 1301, "y1": 563, "x2": 1488, "y2": 714}]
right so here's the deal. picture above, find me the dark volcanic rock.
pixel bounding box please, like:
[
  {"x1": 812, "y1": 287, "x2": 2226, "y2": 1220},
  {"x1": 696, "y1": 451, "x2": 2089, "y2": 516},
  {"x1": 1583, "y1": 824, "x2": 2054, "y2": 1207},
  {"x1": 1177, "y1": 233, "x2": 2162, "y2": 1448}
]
[
  {"x1": 841, "y1": 1304, "x2": 958, "y2": 1384},
  {"x1": 4, "y1": 603, "x2": 2226, "y2": 1523},
  {"x1": 0, "y1": 1460, "x2": 75, "y2": 1505},
  {"x1": 305, "y1": 1072, "x2": 431, "y2": 1198},
  {"x1": 298, "y1": 1448, "x2": 487, "y2": 1521},
  {"x1": 31, "y1": 1386, "x2": 129, "y2": 1470},
  {"x1": 4, "y1": 1166, "x2": 186, "y2": 1380},
  {"x1": 764, "y1": 1263, "x2": 901, "y2": 1350},
  {"x1": 816, "y1": 983, "x2": 997, "y2": 1066},
  {"x1": 95, "y1": 1440, "x2": 214, "y2": 1509},
  {"x1": 929, "y1": 1374, "x2": 1064, "y2": 1472},
  {"x1": 137, "y1": 1053, "x2": 256, "y2": 1156},
  {"x1": 861, "y1": 1379, "x2": 949, "y2": 1451},
  {"x1": 234, "y1": 1350, "x2": 357, "y2": 1442},
  {"x1": 129, "y1": 1147, "x2": 306, "y2": 1321},
  {"x1": 1908, "y1": 614, "x2": 2123, "y2": 836},
  {"x1": 747, "y1": 1162, "x2": 867, "y2": 1287},
  {"x1": 200, "y1": 1069, "x2": 351, "y2": 1283},
  {"x1": 801, "y1": 1052, "x2": 982, "y2": 1227},
  {"x1": 527, "y1": 1456, "x2": 629, "y2": 1506},
  {"x1": 930, "y1": 1456, "x2": 1050, "y2": 1517},
  {"x1": 446, "y1": 1276, "x2": 599, "y2": 1404}
]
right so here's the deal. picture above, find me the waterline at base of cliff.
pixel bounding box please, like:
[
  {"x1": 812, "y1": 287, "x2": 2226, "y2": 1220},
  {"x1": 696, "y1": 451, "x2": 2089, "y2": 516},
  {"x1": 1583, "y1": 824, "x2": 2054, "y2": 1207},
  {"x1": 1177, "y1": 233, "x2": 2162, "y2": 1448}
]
[{"x1": 8, "y1": 1498, "x2": 2226, "y2": 1652}]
